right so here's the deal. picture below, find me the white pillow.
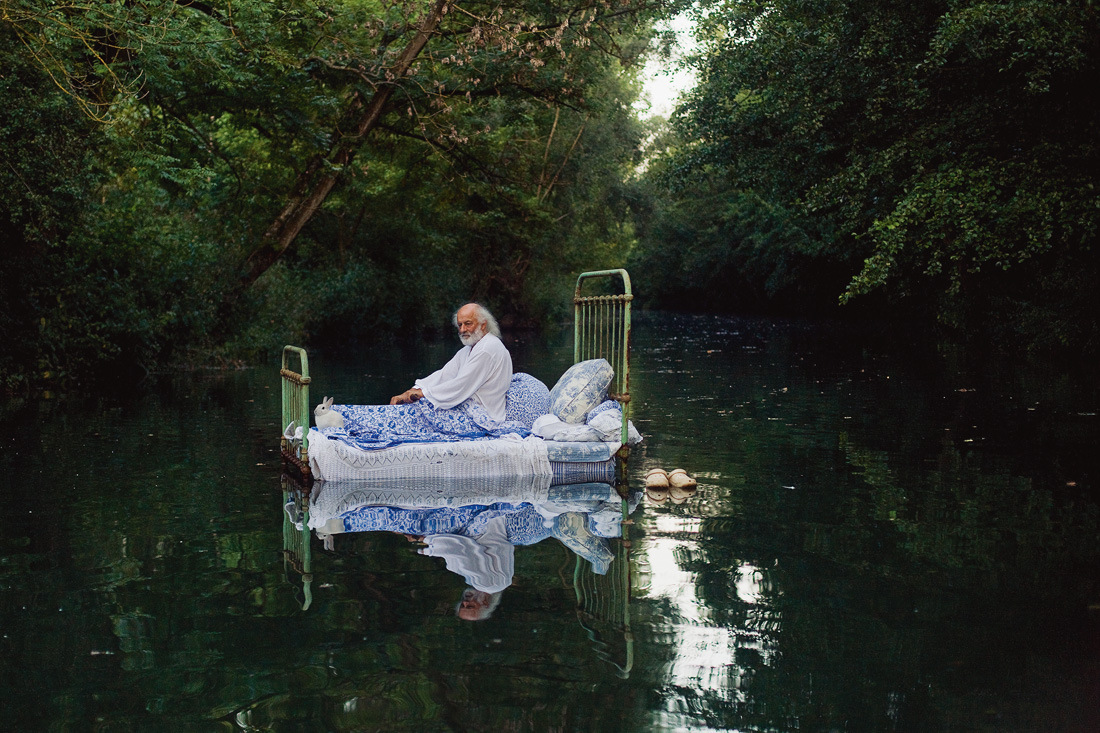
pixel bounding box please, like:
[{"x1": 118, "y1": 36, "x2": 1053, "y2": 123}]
[
  {"x1": 532, "y1": 414, "x2": 570, "y2": 439},
  {"x1": 548, "y1": 359, "x2": 613, "y2": 424},
  {"x1": 587, "y1": 405, "x2": 644, "y2": 445},
  {"x1": 552, "y1": 424, "x2": 604, "y2": 442},
  {"x1": 532, "y1": 414, "x2": 603, "y2": 442},
  {"x1": 587, "y1": 410, "x2": 625, "y2": 441}
]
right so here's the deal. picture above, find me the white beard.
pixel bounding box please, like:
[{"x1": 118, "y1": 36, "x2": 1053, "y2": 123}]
[{"x1": 459, "y1": 330, "x2": 484, "y2": 347}]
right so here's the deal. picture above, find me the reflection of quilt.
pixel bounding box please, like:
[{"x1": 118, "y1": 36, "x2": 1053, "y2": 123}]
[
  {"x1": 308, "y1": 474, "x2": 554, "y2": 516},
  {"x1": 319, "y1": 498, "x2": 622, "y2": 575},
  {"x1": 327, "y1": 398, "x2": 530, "y2": 450},
  {"x1": 302, "y1": 479, "x2": 637, "y2": 545},
  {"x1": 333, "y1": 503, "x2": 615, "y2": 574},
  {"x1": 341, "y1": 502, "x2": 552, "y2": 545}
]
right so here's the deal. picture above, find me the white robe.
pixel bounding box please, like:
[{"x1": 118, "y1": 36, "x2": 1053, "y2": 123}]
[
  {"x1": 415, "y1": 333, "x2": 512, "y2": 422},
  {"x1": 417, "y1": 515, "x2": 514, "y2": 593}
]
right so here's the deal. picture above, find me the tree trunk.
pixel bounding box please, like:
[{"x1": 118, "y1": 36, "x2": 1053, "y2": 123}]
[{"x1": 238, "y1": 0, "x2": 452, "y2": 290}]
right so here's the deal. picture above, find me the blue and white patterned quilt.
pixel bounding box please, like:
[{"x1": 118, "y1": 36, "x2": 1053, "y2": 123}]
[{"x1": 324, "y1": 397, "x2": 530, "y2": 451}]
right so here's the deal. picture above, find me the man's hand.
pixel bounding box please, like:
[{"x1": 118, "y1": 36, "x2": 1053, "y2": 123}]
[{"x1": 389, "y1": 388, "x2": 424, "y2": 405}]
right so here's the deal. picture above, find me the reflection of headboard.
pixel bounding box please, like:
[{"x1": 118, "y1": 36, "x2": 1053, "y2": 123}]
[
  {"x1": 574, "y1": 269, "x2": 633, "y2": 447},
  {"x1": 574, "y1": 531, "x2": 634, "y2": 678}
]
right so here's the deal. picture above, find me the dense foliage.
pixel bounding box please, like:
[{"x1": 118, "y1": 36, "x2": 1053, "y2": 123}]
[
  {"x1": 1, "y1": 0, "x2": 663, "y2": 390},
  {"x1": 631, "y1": 0, "x2": 1099, "y2": 353},
  {"x1": 3, "y1": 0, "x2": 1097, "y2": 391}
]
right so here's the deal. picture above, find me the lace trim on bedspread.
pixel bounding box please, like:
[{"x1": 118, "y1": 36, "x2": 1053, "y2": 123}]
[{"x1": 308, "y1": 429, "x2": 551, "y2": 482}]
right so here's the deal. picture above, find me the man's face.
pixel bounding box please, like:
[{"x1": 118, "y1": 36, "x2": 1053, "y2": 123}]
[
  {"x1": 458, "y1": 589, "x2": 493, "y2": 620},
  {"x1": 456, "y1": 305, "x2": 486, "y2": 346}
]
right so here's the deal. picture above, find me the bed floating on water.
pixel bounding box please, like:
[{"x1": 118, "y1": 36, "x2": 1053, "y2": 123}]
[{"x1": 280, "y1": 269, "x2": 636, "y2": 484}]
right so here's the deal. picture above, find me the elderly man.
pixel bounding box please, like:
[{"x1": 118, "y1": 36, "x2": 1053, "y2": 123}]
[
  {"x1": 318, "y1": 303, "x2": 520, "y2": 450},
  {"x1": 390, "y1": 303, "x2": 512, "y2": 422}
]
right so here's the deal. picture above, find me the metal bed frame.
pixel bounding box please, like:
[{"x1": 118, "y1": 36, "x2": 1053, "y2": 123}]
[
  {"x1": 280, "y1": 345, "x2": 312, "y2": 478},
  {"x1": 571, "y1": 268, "x2": 635, "y2": 676},
  {"x1": 281, "y1": 269, "x2": 634, "y2": 476}
]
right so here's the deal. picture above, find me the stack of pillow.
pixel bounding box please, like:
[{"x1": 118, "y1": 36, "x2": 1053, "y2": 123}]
[{"x1": 533, "y1": 359, "x2": 641, "y2": 445}]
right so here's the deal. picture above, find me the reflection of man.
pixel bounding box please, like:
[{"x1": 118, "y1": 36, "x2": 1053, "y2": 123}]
[
  {"x1": 400, "y1": 533, "x2": 504, "y2": 621},
  {"x1": 300, "y1": 481, "x2": 635, "y2": 622},
  {"x1": 390, "y1": 303, "x2": 512, "y2": 422},
  {"x1": 417, "y1": 513, "x2": 514, "y2": 622},
  {"x1": 456, "y1": 589, "x2": 503, "y2": 621}
]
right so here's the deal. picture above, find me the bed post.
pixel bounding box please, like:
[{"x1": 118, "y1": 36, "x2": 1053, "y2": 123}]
[{"x1": 573, "y1": 269, "x2": 633, "y2": 452}]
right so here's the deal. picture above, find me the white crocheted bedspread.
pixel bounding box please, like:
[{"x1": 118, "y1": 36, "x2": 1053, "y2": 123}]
[{"x1": 308, "y1": 429, "x2": 551, "y2": 482}]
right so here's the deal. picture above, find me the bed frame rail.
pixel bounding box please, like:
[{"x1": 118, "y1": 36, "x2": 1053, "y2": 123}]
[
  {"x1": 281, "y1": 345, "x2": 312, "y2": 478},
  {"x1": 574, "y1": 269, "x2": 633, "y2": 446}
]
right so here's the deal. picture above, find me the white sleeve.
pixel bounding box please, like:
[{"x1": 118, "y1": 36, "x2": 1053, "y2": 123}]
[
  {"x1": 415, "y1": 348, "x2": 468, "y2": 392},
  {"x1": 418, "y1": 340, "x2": 509, "y2": 411}
]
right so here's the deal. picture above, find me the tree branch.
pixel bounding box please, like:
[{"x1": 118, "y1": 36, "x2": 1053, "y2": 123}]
[{"x1": 238, "y1": 0, "x2": 454, "y2": 290}]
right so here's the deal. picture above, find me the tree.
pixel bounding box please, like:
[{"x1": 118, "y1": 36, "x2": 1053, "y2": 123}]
[
  {"x1": 1, "y1": 0, "x2": 672, "y2": 385},
  {"x1": 641, "y1": 0, "x2": 1099, "y2": 351}
]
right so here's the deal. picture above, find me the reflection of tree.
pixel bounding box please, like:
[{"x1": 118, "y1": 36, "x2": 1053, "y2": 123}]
[
  {"x1": 669, "y1": 424, "x2": 1099, "y2": 731},
  {"x1": 844, "y1": 432, "x2": 1100, "y2": 589},
  {"x1": 623, "y1": 312, "x2": 1100, "y2": 731}
]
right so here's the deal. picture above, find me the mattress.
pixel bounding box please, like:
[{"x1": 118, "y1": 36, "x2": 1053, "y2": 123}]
[
  {"x1": 545, "y1": 440, "x2": 620, "y2": 463},
  {"x1": 308, "y1": 428, "x2": 619, "y2": 483}
]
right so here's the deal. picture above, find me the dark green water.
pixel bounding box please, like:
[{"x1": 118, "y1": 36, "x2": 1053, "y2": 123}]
[{"x1": 1, "y1": 313, "x2": 1097, "y2": 731}]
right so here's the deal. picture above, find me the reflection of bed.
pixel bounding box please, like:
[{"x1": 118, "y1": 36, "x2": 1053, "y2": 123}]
[
  {"x1": 281, "y1": 269, "x2": 634, "y2": 482},
  {"x1": 291, "y1": 476, "x2": 636, "y2": 578},
  {"x1": 279, "y1": 471, "x2": 637, "y2": 670},
  {"x1": 304, "y1": 476, "x2": 628, "y2": 528}
]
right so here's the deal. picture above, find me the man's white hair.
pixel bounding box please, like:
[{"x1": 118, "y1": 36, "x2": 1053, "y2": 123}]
[
  {"x1": 453, "y1": 303, "x2": 501, "y2": 339},
  {"x1": 455, "y1": 589, "x2": 504, "y2": 621}
]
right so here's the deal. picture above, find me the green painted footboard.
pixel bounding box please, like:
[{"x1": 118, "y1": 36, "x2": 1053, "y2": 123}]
[{"x1": 280, "y1": 345, "x2": 311, "y2": 477}]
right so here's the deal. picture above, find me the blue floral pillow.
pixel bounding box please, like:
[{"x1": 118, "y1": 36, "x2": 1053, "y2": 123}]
[
  {"x1": 504, "y1": 372, "x2": 550, "y2": 428},
  {"x1": 548, "y1": 358, "x2": 613, "y2": 424},
  {"x1": 553, "y1": 511, "x2": 613, "y2": 575},
  {"x1": 586, "y1": 399, "x2": 621, "y2": 420}
]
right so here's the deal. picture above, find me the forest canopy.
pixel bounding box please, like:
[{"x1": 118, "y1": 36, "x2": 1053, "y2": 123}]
[
  {"x1": 1, "y1": 0, "x2": 1097, "y2": 391},
  {"x1": 631, "y1": 0, "x2": 1099, "y2": 352},
  {"x1": 1, "y1": 0, "x2": 668, "y2": 389}
]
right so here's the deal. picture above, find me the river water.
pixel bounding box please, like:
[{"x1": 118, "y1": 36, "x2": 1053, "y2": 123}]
[{"x1": 1, "y1": 312, "x2": 1097, "y2": 731}]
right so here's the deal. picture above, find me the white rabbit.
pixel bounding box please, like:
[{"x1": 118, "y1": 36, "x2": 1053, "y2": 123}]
[{"x1": 314, "y1": 396, "x2": 345, "y2": 428}]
